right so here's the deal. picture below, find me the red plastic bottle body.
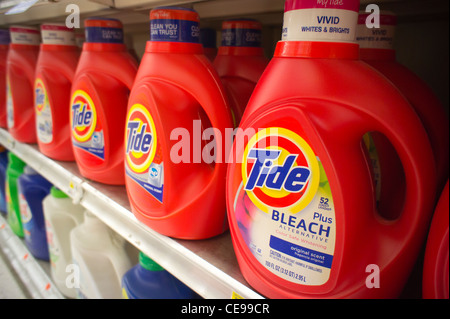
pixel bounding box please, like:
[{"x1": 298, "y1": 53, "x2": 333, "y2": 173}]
[
  {"x1": 124, "y1": 7, "x2": 233, "y2": 239},
  {"x1": 0, "y1": 44, "x2": 8, "y2": 128},
  {"x1": 70, "y1": 18, "x2": 138, "y2": 185},
  {"x1": 358, "y1": 12, "x2": 449, "y2": 197},
  {"x1": 6, "y1": 26, "x2": 41, "y2": 144},
  {"x1": 214, "y1": 20, "x2": 269, "y2": 125},
  {"x1": 423, "y1": 180, "x2": 449, "y2": 299},
  {"x1": 35, "y1": 24, "x2": 80, "y2": 161},
  {"x1": 227, "y1": 0, "x2": 437, "y2": 299}
]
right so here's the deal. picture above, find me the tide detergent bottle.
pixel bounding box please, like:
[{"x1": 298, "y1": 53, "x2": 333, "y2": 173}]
[
  {"x1": 214, "y1": 19, "x2": 269, "y2": 125},
  {"x1": 17, "y1": 166, "x2": 52, "y2": 260},
  {"x1": 226, "y1": 0, "x2": 437, "y2": 299},
  {"x1": 6, "y1": 26, "x2": 40, "y2": 144},
  {"x1": 125, "y1": 7, "x2": 233, "y2": 239},
  {"x1": 35, "y1": 23, "x2": 80, "y2": 162},
  {"x1": 0, "y1": 29, "x2": 10, "y2": 128},
  {"x1": 122, "y1": 251, "x2": 200, "y2": 299},
  {"x1": 71, "y1": 18, "x2": 138, "y2": 185},
  {"x1": 423, "y1": 180, "x2": 449, "y2": 299},
  {"x1": 357, "y1": 11, "x2": 449, "y2": 195},
  {"x1": 5, "y1": 152, "x2": 26, "y2": 237},
  {"x1": 42, "y1": 187, "x2": 85, "y2": 298},
  {"x1": 70, "y1": 211, "x2": 133, "y2": 299}
]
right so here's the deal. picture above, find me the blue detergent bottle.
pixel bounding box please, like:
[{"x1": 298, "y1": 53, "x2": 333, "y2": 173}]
[
  {"x1": 122, "y1": 252, "x2": 200, "y2": 299},
  {"x1": 17, "y1": 165, "x2": 52, "y2": 260},
  {"x1": 0, "y1": 147, "x2": 8, "y2": 213}
]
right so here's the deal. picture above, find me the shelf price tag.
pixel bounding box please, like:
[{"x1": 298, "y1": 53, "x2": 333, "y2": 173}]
[
  {"x1": 231, "y1": 291, "x2": 244, "y2": 299},
  {"x1": 68, "y1": 179, "x2": 84, "y2": 204},
  {"x1": 4, "y1": 133, "x2": 15, "y2": 150}
]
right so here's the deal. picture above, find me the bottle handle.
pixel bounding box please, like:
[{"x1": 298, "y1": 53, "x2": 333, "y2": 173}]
[
  {"x1": 104, "y1": 230, "x2": 131, "y2": 288},
  {"x1": 105, "y1": 52, "x2": 138, "y2": 91},
  {"x1": 345, "y1": 96, "x2": 436, "y2": 240}
]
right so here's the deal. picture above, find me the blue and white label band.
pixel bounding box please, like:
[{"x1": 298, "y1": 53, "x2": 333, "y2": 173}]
[
  {"x1": 282, "y1": 8, "x2": 359, "y2": 43},
  {"x1": 221, "y1": 28, "x2": 262, "y2": 47},
  {"x1": 150, "y1": 19, "x2": 200, "y2": 43},
  {"x1": 85, "y1": 26, "x2": 124, "y2": 44}
]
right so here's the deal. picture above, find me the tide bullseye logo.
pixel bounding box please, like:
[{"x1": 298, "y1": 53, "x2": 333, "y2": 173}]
[
  {"x1": 242, "y1": 128, "x2": 320, "y2": 214},
  {"x1": 70, "y1": 90, "x2": 97, "y2": 143},
  {"x1": 125, "y1": 104, "x2": 157, "y2": 174},
  {"x1": 35, "y1": 79, "x2": 47, "y2": 115}
]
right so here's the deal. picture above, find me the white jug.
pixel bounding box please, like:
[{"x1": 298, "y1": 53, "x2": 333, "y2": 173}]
[
  {"x1": 70, "y1": 211, "x2": 133, "y2": 299},
  {"x1": 42, "y1": 187, "x2": 85, "y2": 298}
]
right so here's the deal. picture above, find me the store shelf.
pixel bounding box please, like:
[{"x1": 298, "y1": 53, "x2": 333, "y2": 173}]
[
  {"x1": 0, "y1": 128, "x2": 263, "y2": 299},
  {"x1": 1, "y1": 0, "x2": 448, "y2": 27}
]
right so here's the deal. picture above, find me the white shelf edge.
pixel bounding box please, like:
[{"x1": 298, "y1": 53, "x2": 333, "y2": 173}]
[
  {"x1": 0, "y1": 214, "x2": 64, "y2": 299},
  {"x1": 0, "y1": 128, "x2": 263, "y2": 299}
]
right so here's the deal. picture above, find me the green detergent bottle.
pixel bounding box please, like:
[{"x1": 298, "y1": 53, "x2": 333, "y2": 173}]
[{"x1": 6, "y1": 152, "x2": 26, "y2": 237}]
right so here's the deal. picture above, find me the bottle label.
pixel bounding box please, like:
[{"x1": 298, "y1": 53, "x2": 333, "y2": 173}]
[
  {"x1": 122, "y1": 287, "x2": 130, "y2": 299},
  {"x1": 232, "y1": 127, "x2": 336, "y2": 286},
  {"x1": 356, "y1": 13, "x2": 396, "y2": 49},
  {"x1": 150, "y1": 19, "x2": 200, "y2": 43},
  {"x1": 19, "y1": 192, "x2": 32, "y2": 240},
  {"x1": 85, "y1": 26, "x2": 123, "y2": 44},
  {"x1": 41, "y1": 24, "x2": 76, "y2": 46},
  {"x1": 221, "y1": 28, "x2": 262, "y2": 47},
  {"x1": 282, "y1": 2, "x2": 359, "y2": 43},
  {"x1": 5, "y1": 179, "x2": 12, "y2": 215},
  {"x1": 70, "y1": 90, "x2": 105, "y2": 160},
  {"x1": 35, "y1": 78, "x2": 53, "y2": 144},
  {"x1": 125, "y1": 104, "x2": 164, "y2": 203},
  {"x1": 45, "y1": 218, "x2": 59, "y2": 269},
  {"x1": 9, "y1": 27, "x2": 40, "y2": 45},
  {"x1": 6, "y1": 75, "x2": 14, "y2": 129}
]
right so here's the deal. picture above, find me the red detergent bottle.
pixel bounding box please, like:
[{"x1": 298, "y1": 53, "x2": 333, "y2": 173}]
[
  {"x1": 6, "y1": 26, "x2": 40, "y2": 144},
  {"x1": 0, "y1": 29, "x2": 10, "y2": 128},
  {"x1": 125, "y1": 7, "x2": 233, "y2": 239},
  {"x1": 214, "y1": 19, "x2": 269, "y2": 125},
  {"x1": 35, "y1": 23, "x2": 79, "y2": 161},
  {"x1": 357, "y1": 12, "x2": 449, "y2": 196},
  {"x1": 71, "y1": 18, "x2": 138, "y2": 185},
  {"x1": 423, "y1": 180, "x2": 449, "y2": 299},
  {"x1": 226, "y1": 0, "x2": 437, "y2": 299}
]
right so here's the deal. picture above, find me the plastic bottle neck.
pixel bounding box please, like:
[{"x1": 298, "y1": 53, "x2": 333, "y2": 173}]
[
  {"x1": 139, "y1": 252, "x2": 164, "y2": 272},
  {"x1": 359, "y1": 48, "x2": 396, "y2": 61},
  {"x1": 10, "y1": 43, "x2": 40, "y2": 50},
  {"x1": 82, "y1": 42, "x2": 127, "y2": 52},
  {"x1": 145, "y1": 41, "x2": 204, "y2": 54},
  {"x1": 274, "y1": 40, "x2": 359, "y2": 59},
  {"x1": 217, "y1": 46, "x2": 264, "y2": 57},
  {"x1": 40, "y1": 43, "x2": 78, "y2": 52}
]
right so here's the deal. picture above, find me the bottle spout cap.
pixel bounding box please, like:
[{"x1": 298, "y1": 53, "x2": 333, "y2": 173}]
[
  {"x1": 281, "y1": 0, "x2": 360, "y2": 43},
  {"x1": 220, "y1": 19, "x2": 263, "y2": 48},
  {"x1": 84, "y1": 18, "x2": 124, "y2": 44},
  {"x1": 149, "y1": 6, "x2": 200, "y2": 44},
  {"x1": 41, "y1": 23, "x2": 76, "y2": 46}
]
